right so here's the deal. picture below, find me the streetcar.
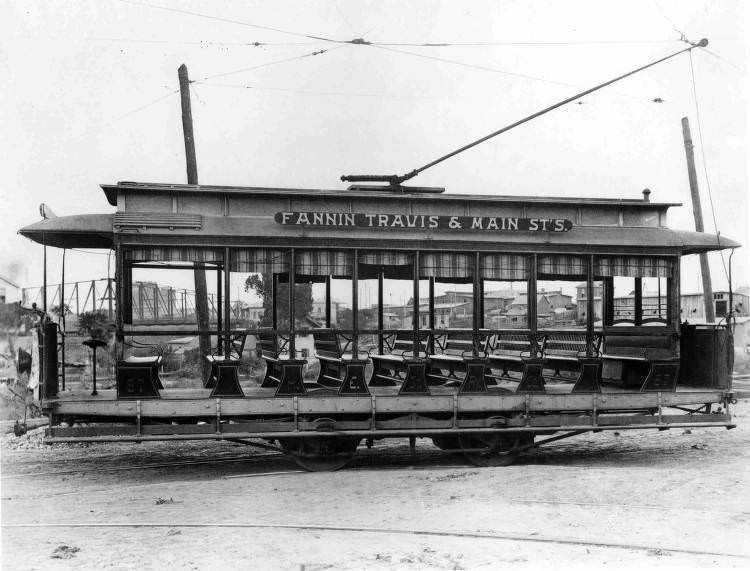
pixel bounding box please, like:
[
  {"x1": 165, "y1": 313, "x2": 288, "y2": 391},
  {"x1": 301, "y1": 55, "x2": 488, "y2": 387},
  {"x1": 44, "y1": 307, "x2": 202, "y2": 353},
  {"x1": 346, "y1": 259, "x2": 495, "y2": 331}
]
[{"x1": 19, "y1": 180, "x2": 740, "y2": 470}]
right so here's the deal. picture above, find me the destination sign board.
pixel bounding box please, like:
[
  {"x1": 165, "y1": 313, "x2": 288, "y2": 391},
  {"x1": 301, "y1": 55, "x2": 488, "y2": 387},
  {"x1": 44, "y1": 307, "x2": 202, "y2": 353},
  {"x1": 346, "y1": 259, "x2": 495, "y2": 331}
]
[{"x1": 275, "y1": 212, "x2": 573, "y2": 232}]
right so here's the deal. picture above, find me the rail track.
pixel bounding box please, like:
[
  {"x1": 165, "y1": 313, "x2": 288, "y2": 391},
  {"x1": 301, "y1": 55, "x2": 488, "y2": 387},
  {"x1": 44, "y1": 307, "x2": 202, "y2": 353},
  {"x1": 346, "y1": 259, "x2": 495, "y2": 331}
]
[{"x1": 2, "y1": 521, "x2": 747, "y2": 559}]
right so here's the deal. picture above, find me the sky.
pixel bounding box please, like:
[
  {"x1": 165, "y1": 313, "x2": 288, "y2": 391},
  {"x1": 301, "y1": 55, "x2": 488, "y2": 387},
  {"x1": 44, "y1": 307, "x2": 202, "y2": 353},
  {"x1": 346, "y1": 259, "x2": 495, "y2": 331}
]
[{"x1": 1, "y1": 0, "x2": 747, "y2": 307}]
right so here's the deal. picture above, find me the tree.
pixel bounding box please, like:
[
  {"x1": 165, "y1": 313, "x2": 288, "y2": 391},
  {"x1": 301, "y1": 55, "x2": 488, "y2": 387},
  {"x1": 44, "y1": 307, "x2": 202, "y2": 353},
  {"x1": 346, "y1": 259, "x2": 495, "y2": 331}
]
[
  {"x1": 77, "y1": 310, "x2": 115, "y2": 341},
  {"x1": 244, "y1": 274, "x2": 313, "y2": 328},
  {"x1": 0, "y1": 302, "x2": 24, "y2": 331},
  {"x1": 50, "y1": 304, "x2": 71, "y2": 319}
]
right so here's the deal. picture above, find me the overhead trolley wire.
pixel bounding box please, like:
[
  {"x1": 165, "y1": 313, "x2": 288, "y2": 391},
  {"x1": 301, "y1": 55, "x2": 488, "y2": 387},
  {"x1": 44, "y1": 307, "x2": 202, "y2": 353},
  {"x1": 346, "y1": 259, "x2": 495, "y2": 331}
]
[
  {"x1": 192, "y1": 46, "x2": 344, "y2": 82},
  {"x1": 115, "y1": 0, "x2": 342, "y2": 44},
  {"x1": 369, "y1": 39, "x2": 681, "y2": 47},
  {"x1": 114, "y1": 89, "x2": 179, "y2": 121},
  {"x1": 115, "y1": 0, "x2": 684, "y2": 51},
  {"x1": 89, "y1": 37, "x2": 329, "y2": 47},
  {"x1": 370, "y1": 44, "x2": 573, "y2": 87},
  {"x1": 342, "y1": 39, "x2": 710, "y2": 186}
]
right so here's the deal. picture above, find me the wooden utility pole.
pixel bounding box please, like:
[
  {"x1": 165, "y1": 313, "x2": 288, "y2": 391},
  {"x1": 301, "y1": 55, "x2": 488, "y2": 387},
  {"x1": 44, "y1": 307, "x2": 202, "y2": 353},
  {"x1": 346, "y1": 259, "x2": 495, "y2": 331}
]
[
  {"x1": 681, "y1": 116, "x2": 715, "y2": 323},
  {"x1": 178, "y1": 64, "x2": 211, "y2": 376}
]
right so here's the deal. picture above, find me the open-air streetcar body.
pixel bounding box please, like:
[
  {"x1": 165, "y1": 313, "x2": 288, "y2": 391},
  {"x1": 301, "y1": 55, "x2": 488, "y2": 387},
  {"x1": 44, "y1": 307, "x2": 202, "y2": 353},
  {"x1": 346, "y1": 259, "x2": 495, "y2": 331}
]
[{"x1": 20, "y1": 181, "x2": 740, "y2": 469}]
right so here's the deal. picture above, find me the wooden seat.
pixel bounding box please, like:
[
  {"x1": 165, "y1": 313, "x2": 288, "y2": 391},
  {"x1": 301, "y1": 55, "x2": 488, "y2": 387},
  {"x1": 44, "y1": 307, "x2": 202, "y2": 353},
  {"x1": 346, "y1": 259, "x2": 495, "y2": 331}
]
[
  {"x1": 256, "y1": 329, "x2": 307, "y2": 395},
  {"x1": 312, "y1": 329, "x2": 369, "y2": 394},
  {"x1": 122, "y1": 355, "x2": 164, "y2": 389},
  {"x1": 601, "y1": 331, "x2": 679, "y2": 391},
  {"x1": 485, "y1": 331, "x2": 533, "y2": 379},
  {"x1": 369, "y1": 330, "x2": 430, "y2": 393},
  {"x1": 485, "y1": 331, "x2": 546, "y2": 392},
  {"x1": 202, "y1": 332, "x2": 247, "y2": 397},
  {"x1": 117, "y1": 355, "x2": 162, "y2": 399},
  {"x1": 427, "y1": 330, "x2": 489, "y2": 389}
]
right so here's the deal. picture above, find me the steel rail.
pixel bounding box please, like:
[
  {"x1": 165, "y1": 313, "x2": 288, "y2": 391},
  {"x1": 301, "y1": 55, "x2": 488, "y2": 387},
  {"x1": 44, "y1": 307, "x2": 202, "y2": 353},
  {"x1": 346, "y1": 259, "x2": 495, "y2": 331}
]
[
  {"x1": 0, "y1": 453, "x2": 281, "y2": 479},
  {"x1": 2, "y1": 521, "x2": 746, "y2": 558}
]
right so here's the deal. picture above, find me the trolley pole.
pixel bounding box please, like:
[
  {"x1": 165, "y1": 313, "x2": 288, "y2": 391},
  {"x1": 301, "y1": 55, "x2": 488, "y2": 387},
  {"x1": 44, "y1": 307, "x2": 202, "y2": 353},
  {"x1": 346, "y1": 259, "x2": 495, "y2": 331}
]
[
  {"x1": 681, "y1": 117, "x2": 715, "y2": 323},
  {"x1": 179, "y1": 64, "x2": 211, "y2": 377}
]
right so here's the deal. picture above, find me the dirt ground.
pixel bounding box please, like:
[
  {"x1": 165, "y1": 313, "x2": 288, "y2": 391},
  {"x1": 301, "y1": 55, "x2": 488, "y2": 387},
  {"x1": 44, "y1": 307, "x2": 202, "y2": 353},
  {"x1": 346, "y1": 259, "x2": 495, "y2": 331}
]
[{"x1": 1, "y1": 399, "x2": 749, "y2": 571}]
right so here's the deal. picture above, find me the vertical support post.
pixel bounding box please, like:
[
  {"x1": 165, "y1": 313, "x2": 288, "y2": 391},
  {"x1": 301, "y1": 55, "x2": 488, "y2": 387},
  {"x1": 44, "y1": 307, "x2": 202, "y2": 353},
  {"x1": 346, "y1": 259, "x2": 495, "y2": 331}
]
[
  {"x1": 153, "y1": 284, "x2": 159, "y2": 321},
  {"x1": 603, "y1": 276, "x2": 614, "y2": 326},
  {"x1": 352, "y1": 249, "x2": 359, "y2": 356},
  {"x1": 528, "y1": 254, "x2": 538, "y2": 349},
  {"x1": 325, "y1": 275, "x2": 331, "y2": 328},
  {"x1": 75, "y1": 282, "x2": 80, "y2": 317},
  {"x1": 428, "y1": 277, "x2": 435, "y2": 329},
  {"x1": 107, "y1": 278, "x2": 113, "y2": 320},
  {"x1": 412, "y1": 251, "x2": 420, "y2": 356},
  {"x1": 669, "y1": 257, "x2": 681, "y2": 353},
  {"x1": 272, "y1": 273, "x2": 278, "y2": 329},
  {"x1": 634, "y1": 277, "x2": 643, "y2": 326},
  {"x1": 224, "y1": 248, "x2": 231, "y2": 359},
  {"x1": 682, "y1": 117, "x2": 714, "y2": 323},
  {"x1": 428, "y1": 276, "x2": 435, "y2": 353},
  {"x1": 42, "y1": 243, "x2": 47, "y2": 313},
  {"x1": 116, "y1": 246, "x2": 125, "y2": 360},
  {"x1": 216, "y1": 265, "x2": 223, "y2": 354},
  {"x1": 377, "y1": 269, "x2": 384, "y2": 354},
  {"x1": 288, "y1": 249, "x2": 296, "y2": 357},
  {"x1": 60, "y1": 249, "x2": 66, "y2": 391},
  {"x1": 138, "y1": 282, "x2": 144, "y2": 320},
  {"x1": 473, "y1": 251, "x2": 481, "y2": 356},
  {"x1": 587, "y1": 255, "x2": 595, "y2": 356}
]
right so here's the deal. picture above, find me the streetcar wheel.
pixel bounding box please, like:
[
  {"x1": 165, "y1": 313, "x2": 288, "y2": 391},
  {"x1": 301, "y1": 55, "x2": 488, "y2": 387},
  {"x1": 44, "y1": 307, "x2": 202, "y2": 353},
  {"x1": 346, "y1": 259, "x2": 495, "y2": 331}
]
[
  {"x1": 431, "y1": 436, "x2": 461, "y2": 451},
  {"x1": 458, "y1": 432, "x2": 533, "y2": 467},
  {"x1": 280, "y1": 437, "x2": 359, "y2": 471}
]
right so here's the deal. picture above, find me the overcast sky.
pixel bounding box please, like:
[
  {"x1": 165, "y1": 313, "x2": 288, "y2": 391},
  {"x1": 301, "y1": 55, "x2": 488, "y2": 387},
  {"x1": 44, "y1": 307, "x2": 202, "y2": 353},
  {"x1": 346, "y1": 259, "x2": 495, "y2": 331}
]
[{"x1": 1, "y1": 0, "x2": 747, "y2": 305}]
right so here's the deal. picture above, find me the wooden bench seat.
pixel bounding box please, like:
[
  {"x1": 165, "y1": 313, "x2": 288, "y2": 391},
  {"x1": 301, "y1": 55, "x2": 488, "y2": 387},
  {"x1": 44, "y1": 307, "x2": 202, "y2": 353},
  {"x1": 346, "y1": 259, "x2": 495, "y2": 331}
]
[
  {"x1": 602, "y1": 331, "x2": 679, "y2": 391},
  {"x1": 428, "y1": 331, "x2": 496, "y2": 394},
  {"x1": 256, "y1": 329, "x2": 307, "y2": 395},
  {"x1": 427, "y1": 331, "x2": 488, "y2": 388},
  {"x1": 485, "y1": 331, "x2": 533, "y2": 378},
  {"x1": 370, "y1": 330, "x2": 430, "y2": 394},
  {"x1": 484, "y1": 331, "x2": 546, "y2": 392},
  {"x1": 117, "y1": 355, "x2": 163, "y2": 399},
  {"x1": 541, "y1": 331, "x2": 602, "y2": 375},
  {"x1": 312, "y1": 329, "x2": 369, "y2": 394},
  {"x1": 204, "y1": 332, "x2": 247, "y2": 396}
]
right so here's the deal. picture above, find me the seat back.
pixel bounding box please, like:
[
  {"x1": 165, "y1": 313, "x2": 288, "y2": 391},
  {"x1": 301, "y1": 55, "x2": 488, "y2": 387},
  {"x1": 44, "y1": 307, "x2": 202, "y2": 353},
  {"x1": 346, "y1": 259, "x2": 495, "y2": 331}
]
[
  {"x1": 489, "y1": 331, "x2": 534, "y2": 358},
  {"x1": 313, "y1": 329, "x2": 342, "y2": 359}
]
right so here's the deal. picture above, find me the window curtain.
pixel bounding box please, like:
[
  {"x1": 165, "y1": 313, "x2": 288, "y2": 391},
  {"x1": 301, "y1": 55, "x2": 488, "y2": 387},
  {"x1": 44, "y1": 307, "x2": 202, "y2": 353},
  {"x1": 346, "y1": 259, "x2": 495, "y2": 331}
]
[
  {"x1": 230, "y1": 249, "x2": 289, "y2": 273},
  {"x1": 419, "y1": 252, "x2": 473, "y2": 283},
  {"x1": 538, "y1": 255, "x2": 587, "y2": 277},
  {"x1": 359, "y1": 251, "x2": 413, "y2": 280},
  {"x1": 595, "y1": 256, "x2": 674, "y2": 278},
  {"x1": 124, "y1": 247, "x2": 223, "y2": 263},
  {"x1": 481, "y1": 254, "x2": 528, "y2": 280},
  {"x1": 359, "y1": 252, "x2": 412, "y2": 266},
  {"x1": 295, "y1": 250, "x2": 353, "y2": 278}
]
